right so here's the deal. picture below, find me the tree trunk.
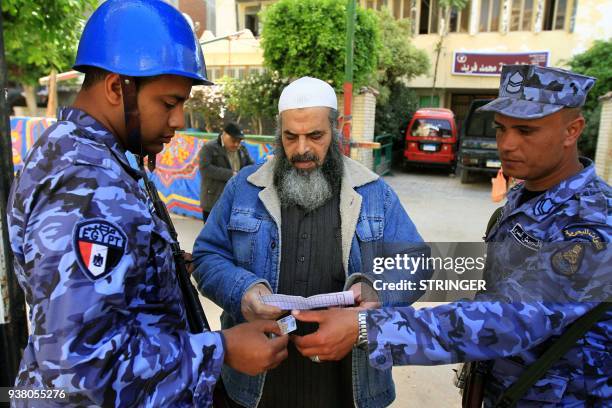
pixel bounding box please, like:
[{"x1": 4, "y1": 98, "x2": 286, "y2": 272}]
[
  {"x1": 45, "y1": 69, "x2": 58, "y2": 118},
  {"x1": 22, "y1": 84, "x2": 37, "y2": 117},
  {"x1": 430, "y1": 7, "x2": 451, "y2": 106}
]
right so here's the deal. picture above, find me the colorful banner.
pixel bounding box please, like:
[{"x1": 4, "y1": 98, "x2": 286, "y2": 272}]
[
  {"x1": 10, "y1": 117, "x2": 274, "y2": 219},
  {"x1": 150, "y1": 134, "x2": 274, "y2": 219}
]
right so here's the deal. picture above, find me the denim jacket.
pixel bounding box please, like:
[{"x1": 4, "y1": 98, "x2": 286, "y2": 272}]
[{"x1": 192, "y1": 157, "x2": 429, "y2": 408}]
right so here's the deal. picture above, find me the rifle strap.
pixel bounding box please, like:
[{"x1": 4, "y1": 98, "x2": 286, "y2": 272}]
[
  {"x1": 485, "y1": 206, "x2": 504, "y2": 239},
  {"x1": 495, "y1": 302, "x2": 610, "y2": 408}
]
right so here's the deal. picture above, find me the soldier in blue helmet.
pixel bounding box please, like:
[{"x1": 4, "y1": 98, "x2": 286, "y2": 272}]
[
  {"x1": 7, "y1": 1, "x2": 287, "y2": 407},
  {"x1": 287, "y1": 65, "x2": 611, "y2": 406}
]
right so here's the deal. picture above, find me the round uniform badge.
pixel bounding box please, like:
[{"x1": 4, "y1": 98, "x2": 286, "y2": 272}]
[{"x1": 73, "y1": 219, "x2": 127, "y2": 280}]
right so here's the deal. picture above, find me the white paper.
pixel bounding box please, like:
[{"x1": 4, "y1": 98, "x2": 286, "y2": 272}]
[{"x1": 260, "y1": 291, "x2": 355, "y2": 310}]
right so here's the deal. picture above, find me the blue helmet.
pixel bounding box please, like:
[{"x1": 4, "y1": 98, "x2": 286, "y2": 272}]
[{"x1": 74, "y1": 0, "x2": 212, "y2": 85}]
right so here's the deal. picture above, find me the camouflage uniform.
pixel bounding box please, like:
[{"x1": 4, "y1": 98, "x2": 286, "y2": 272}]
[
  {"x1": 366, "y1": 66, "x2": 611, "y2": 406},
  {"x1": 7, "y1": 107, "x2": 224, "y2": 407}
]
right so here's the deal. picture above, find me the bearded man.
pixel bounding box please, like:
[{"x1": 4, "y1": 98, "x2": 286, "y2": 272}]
[{"x1": 192, "y1": 77, "x2": 430, "y2": 408}]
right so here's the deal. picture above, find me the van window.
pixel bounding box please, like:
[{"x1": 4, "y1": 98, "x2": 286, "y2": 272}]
[
  {"x1": 410, "y1": 119, "x2": 453, "y2": 138},
  {"x1": 466, "y1": 111, "x2": 496, "y2": 138}
]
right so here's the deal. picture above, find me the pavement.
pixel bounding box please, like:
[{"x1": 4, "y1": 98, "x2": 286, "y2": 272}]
[{"x1": 172, "y1": 166, "x2": 499, "y2": 407}]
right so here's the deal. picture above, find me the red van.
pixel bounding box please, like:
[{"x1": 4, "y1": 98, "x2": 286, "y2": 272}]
[{"x1": 403, "y1": 108, "x2": 458, "y2": 171}]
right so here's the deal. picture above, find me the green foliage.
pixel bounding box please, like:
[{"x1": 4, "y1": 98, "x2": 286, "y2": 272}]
[
  {"x1": 184, "y1": 85, "x2": 227, "y2": 132},
  {"x1": 374, "y1": 81, "x2": 418, "y2": 142},
  {"x1": 567, "y1": 39, "x2": 612, "y2": 158},
  {"x1": 260, "y1": 0, "x2": 380, "y2": 89},
  {"x1": 224, "y1": 71, "x2": 290, "y2": 134},
  {"x1": 375, "y1": 7, "x2": 429, "y2": 97},
  {"x1": 2, "y1": 0, "x2": 98, "y2": 85},
  {"x1": 373, "y1": 9, "x2": 427, "y2": 145}
]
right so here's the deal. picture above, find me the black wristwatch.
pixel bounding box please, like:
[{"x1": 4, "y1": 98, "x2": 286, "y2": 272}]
[{"x1": 356, "y1": 311, "x2": 368, "y2": 348}]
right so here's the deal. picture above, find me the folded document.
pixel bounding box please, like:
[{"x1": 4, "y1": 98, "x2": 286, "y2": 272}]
[{"x1": 260, "y1": 291, "x2": 355, "y2": 310}]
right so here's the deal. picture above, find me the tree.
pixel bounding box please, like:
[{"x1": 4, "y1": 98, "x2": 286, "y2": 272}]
[
  {"x1": 375, "y1": 7, "x2": 429, "y2": 93},
  {"x1": 373, "y1": 8, "x2": 427, "y2": 140},
  {"x1": 2, "y1": 0, "x2": 97, "y2": 115},
  {"x1": 184, "y1": 85, "x2": 227, "y2": 132},
  {"x1": 567, "y1": 39, "x2": 612, "y2": 158},
  {"x1": 430, "y1": 0, "x2": 468, "y2": 104},
  {"x1": 260, "y1": 0, "x2": 380, "y2": 90},
  {"x1": 374, "y1": 81, "x2": 418, "y2": 140},
  {"x1": 225, "y1": 71, "x2": 290, "y2": 135}
]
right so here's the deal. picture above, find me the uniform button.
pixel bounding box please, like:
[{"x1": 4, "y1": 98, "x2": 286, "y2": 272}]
[
  {"x1": 376, "y1": 355, "x2": 386, "y2": 364},
  {"x1": 302, "y1": 233, "x2": 308, "y2": 239},
  {"x1": 271, "y1": 241, "x2": 276, "y2": 249},
  {"x1": 299, "y1": 255, "x2": 305, "y2": 262}
]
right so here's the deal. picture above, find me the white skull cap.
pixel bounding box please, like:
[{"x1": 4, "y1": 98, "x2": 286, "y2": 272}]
[{"x1": 278, "y1": 77, "x2": 338, "y2": 113}]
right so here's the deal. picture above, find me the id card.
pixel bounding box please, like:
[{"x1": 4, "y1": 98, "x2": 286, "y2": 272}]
[{"x1": 277, "y1": 315, "x2": 297, "y2": 335}]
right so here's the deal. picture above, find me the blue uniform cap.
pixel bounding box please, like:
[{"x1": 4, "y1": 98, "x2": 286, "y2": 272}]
[
  {"x1": 74, "y1": 0, "x2": 212, "y2": 85},
  {"x1": 478, "y1": 64, "x2": 596, "y2": 119}
]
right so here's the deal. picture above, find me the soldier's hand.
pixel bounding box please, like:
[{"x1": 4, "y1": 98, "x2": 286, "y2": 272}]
[
  {"x1": 291, "y1": 308, "x2": 359, "y2": 362},
  {"x1": 349, "y1": 282, "x2": 380, "y2": 310},
  {"x1": 241, "y1": 283, "x2": 283, "y2": 321},
  {"x1": 222, "y1": 320, "x2": 289, "y2": 376}
]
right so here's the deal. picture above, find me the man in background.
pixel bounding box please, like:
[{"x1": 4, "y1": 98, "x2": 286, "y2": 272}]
[{"x1": 199, "y1": 122, "x2": 253, "y2": 220}]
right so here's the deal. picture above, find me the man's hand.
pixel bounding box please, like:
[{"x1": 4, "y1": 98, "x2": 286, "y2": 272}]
[
  {"x1": 241, "y1": 283, "x2": 283, "y2": 321},
  {"x1": 182, "y1": 252, "x2": 194, "y2": 275},
  {"x1": 291, "y1": 308, "x2": 359, "y2": 362},
  {"x1": 349, "y1": 282, "x2": 380, "y2": 310},
  {"x1": 222, "y1": 320, "x2": 289, "y2": 376}
]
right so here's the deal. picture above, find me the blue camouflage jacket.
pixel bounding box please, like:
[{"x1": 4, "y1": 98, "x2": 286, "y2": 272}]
[
  {"x1": 7, "y1": 107, "x2": 224, "y2": 407},
  {"x1": 366, "y1": 159, "x2": 611, "y2": 406}
]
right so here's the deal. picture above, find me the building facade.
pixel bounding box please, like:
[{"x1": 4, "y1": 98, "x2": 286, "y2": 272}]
[
  {"x1": 403, "y1": 0, "x2": 611, "y2": 124},
  {"x1": 187, "y1": 0, "x2": 610, "y2": 124}
]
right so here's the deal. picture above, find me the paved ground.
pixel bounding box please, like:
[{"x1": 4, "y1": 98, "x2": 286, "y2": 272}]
[{"x1": 172, "y1": 166, "x2": 499, "y2": 407}]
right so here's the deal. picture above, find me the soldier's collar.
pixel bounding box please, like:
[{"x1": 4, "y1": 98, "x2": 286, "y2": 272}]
[
  {"x1": 506, "y1": 158, "x2": 596, "y2": 221},
  {"x1": 58, "y1": 107, "x2": 143, "y2": 179}
]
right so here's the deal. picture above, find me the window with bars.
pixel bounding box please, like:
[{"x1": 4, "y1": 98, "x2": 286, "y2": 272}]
[
  {"x1": 206, "y1": 66, "x2": 264, "y2": 81},
  {"x1": 393, "y1": 0, "x2": 402, "y2": 18},
  {"x1": 419, "y1": 0, "x2": 439, "y2": 34},
  {"x1": 479, "y1": 0, "x2": 501, "y2": 32},
  {"x1": 244, "y1": 5, "x2": 261, "y2": 37},
  {"x1": 509, "y1": 0, "x2": 534, "y2": 31},
  {"x1": 543, "y1": 0, "x2": 569, "y2": 30},
  {"x1": 360, "y1": 0, "x2": 417, "y2": 23},
  {"x1": 449, "y1": 0, "x2": 470, "y2": 33}
]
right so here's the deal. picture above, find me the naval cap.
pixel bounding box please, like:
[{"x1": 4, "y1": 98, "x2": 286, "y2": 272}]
[{"x1": 478, "y1": 64, "x2": 596, "y2": 119}]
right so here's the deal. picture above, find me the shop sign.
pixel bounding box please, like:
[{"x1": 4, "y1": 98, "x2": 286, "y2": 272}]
[{"x1": 452, "y1": 51, "x2": 549, "y2": 76}]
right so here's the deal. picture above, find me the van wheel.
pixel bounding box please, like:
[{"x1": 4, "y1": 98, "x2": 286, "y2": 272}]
[{"x1": 459, "y1": 168, "x2": 472, "y2": 184}]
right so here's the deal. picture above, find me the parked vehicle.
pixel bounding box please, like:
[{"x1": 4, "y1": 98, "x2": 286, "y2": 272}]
[
  {"x1": 456, "y1": 99, "x2": 500, "y2": 184},
  {"x1": 403, "y1": 108, "x2": 458, "y2": 171}
]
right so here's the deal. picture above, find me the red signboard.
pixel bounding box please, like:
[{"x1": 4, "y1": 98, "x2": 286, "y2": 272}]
[{"x1": 452, "y1": 51, "x2": 549, "y2": 76}]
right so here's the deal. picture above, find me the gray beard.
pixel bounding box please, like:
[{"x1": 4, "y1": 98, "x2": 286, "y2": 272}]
[{"x1": 277, "y1": 165, "x2": 333, "y2": 212}]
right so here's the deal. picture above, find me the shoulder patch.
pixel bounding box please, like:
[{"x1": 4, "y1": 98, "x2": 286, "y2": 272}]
[
  {"x1": 74, "y1": 219, "x2": 127, "y2": 280},
  {"x1": 562, "y1": 225, "x2": 606, "y2": 252},
  {"x1": 551, "y1": 243, "x2": 584, "y2": 276}
]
